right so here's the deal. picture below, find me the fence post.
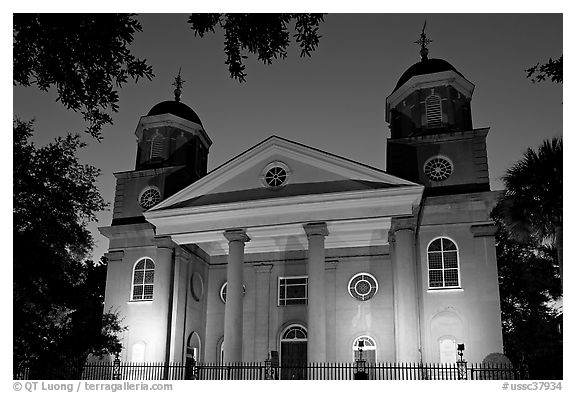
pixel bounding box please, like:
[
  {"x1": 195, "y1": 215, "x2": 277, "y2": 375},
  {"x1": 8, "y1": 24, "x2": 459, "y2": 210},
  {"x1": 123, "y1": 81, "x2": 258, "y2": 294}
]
[
  {"x1": 456, "y1": 360, "x2": 467, "y2": 380},
  {"x1": 112, "y1": 357, "x2": 122, "y2": 380}
]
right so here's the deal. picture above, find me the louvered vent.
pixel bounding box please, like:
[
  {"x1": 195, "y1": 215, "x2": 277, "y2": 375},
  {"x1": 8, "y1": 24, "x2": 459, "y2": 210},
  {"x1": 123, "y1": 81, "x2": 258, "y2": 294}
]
[
  {"x1": 150, "y1": 136, "x2": 164, "y2": 159},
  {"x1": 425, "y1": 95, "x2": 442, "y2": 128}
]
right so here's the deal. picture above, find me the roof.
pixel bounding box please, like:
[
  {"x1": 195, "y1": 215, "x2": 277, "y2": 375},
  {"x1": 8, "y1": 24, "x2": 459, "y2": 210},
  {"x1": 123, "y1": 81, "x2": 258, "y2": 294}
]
[
  {"x1": 147, "y1": 100, "x2": 203, "y2": 125},
  {"x1": 393, "y1": 58, "x2": 465, "y2": 92}
]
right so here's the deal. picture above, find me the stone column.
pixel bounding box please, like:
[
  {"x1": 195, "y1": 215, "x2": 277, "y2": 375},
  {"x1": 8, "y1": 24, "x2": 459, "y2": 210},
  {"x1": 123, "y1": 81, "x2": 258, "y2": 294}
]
[
  {"x1": 223, "y1": 229, "x2": 250, "y2": 363},
  {"x1": 390, "y1": 218, "x2": 420, "y2": 362},
  {"x1": 253, "y1": 263, "x2": 273, "y2": 361},
  {"x1": 304, "y1": 222, "x2": 329, "y2": 363}
]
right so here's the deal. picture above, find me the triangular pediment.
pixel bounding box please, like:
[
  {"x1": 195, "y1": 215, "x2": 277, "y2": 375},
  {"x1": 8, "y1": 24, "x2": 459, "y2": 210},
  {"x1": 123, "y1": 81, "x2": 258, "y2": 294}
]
[{"x1": 150, "y1": 136, "x2": 419, "y2": 211}]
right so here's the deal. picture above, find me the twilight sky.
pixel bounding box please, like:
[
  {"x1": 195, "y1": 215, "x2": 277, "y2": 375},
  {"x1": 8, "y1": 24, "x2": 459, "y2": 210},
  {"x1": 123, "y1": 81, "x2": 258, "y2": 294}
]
[{"x1": 12, "y1": 13, "x2": 563, "y2": 263}]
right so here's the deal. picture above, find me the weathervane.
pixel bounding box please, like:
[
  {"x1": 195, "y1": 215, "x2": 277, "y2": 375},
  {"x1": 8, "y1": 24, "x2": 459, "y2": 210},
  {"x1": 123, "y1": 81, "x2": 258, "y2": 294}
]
[
  {"x1": 414, "y1": 20, "x2": 432, "y2": 61},
  {"x1": 173, "y1": 68, "x2": 185, "y2": 102}
]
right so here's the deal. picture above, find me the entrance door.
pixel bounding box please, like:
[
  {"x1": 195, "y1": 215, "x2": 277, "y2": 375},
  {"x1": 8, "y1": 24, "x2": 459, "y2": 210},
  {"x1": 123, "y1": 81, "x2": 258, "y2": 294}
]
[{"x1": 280, "y1": 325, "x2": 307, "y2": 380}]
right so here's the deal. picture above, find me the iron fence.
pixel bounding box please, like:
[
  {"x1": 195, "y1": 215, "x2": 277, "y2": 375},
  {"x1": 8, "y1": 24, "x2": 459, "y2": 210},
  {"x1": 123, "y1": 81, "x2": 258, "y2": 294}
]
[{"x1": 14, "y1": 360, "x2": 528, "y2": 380}]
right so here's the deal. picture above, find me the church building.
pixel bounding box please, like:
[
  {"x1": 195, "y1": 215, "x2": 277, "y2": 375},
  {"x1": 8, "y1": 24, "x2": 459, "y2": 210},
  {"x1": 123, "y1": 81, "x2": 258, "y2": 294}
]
[{"x1": 99, "y1": 32, "x2": 504, "y2": 369}]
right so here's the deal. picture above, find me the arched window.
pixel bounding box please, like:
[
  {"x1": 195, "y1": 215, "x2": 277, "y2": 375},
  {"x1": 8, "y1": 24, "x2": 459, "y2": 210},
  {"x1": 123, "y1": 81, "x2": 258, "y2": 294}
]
[
  {"x1": 427, "y1": 238, "x2": 460, "y2": 289},
  {"x1": 352, "y1": 336, "x2": 377, "y2": 363},
  {"x1": 425, "y1": 94, "x2": 442, "y2": 129},
  {"x1": 186, "y1": 332, "x2": 201, "y2": 363},
  {"x1": 132, "y1": 258, "x2": 155, "y2": 301}
]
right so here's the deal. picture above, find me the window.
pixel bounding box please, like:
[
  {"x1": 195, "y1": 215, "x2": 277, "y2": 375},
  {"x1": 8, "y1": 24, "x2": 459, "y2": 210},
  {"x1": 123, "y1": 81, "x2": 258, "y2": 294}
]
[
  {"x1": 138, "y1": 186, "x2": 161, "y2": 209},
  {"x1": 261, "y1": 161, "x2": 290, "y2": 189},
  {"x1": 424, "y1": 156, "x2": 453, "y2": 182},
  {"x1": 348, "y1": 273, "x2": 378, "y2": 301},
  {"x1": 278, "y1": 276, "x2": 308, "y2": 306},
  {"x1": 427, "y1": 238, "x2": 460, "y2": 289},
  {"x1": 219, "y1": 282, "x2": 246, "y2": 303},
  {"x1": 132, "y1": 258, "x2": 155, "y2": 300},
  {"x1": 425, "y1": 94, "x2": 442, "y2": 128}
]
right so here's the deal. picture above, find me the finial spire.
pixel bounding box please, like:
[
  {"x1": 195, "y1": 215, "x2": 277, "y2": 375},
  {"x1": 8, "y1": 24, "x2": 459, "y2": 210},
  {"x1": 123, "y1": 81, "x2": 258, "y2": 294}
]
[
  {"x1": 172, "y1": 68, "x2": 185, "y2": 102},
  {"x1": 414, "y1": 20, "x2": 433, "y2": 61}
]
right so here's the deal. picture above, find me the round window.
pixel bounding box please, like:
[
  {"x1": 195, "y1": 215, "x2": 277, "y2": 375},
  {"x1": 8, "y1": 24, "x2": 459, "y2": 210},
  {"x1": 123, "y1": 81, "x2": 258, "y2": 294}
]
[
  {"x1": 220, "y1": 282, "x2": 246, "y2": 303},
  {"x1": 190, "y1": 272, "x2": 204, "y2": 301},
  {"x1": 139, "y1": 187, "x2": 161, "y2": 209},
  {"x1": 348, "y1": 273, "x2": 378, "y2": 301},
  {"x1": 261, "y1": 161, "x2": 290, "y2": 189},
  {"x1": 424, "y1": 156, "x2": 453, "y2": 182}
]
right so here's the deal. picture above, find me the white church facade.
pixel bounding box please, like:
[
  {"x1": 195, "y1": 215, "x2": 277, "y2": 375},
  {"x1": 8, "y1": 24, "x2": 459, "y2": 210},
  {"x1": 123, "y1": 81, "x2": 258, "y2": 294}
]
[{"x1": 100, "y1": 38, "x2": 504, "y2": 369}]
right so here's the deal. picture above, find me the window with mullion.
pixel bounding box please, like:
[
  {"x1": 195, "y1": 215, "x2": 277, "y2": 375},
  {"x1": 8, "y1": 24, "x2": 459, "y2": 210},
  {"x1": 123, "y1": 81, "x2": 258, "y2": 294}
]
[
  {"x1": 278, "y1": 276, "x2": 308, "y2": 306},
  {"x1": 427, "y1": 238, "x2": 460, "y2": 289},
  {"x1": 132, "y1": 258, "x2": 155, "y2": 301}
]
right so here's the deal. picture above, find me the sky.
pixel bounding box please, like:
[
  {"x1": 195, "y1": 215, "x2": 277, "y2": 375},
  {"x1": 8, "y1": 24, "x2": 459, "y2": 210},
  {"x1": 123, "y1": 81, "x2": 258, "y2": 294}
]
[{"x1": 12, "y1": 13, "x2": 563, "y2": 264}]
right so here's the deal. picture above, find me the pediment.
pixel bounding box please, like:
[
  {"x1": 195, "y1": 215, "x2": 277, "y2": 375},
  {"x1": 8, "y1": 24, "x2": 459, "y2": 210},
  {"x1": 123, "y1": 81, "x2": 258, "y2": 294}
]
[{"x1": 150, "y1": 135, "x2": 419, "y2": 211}]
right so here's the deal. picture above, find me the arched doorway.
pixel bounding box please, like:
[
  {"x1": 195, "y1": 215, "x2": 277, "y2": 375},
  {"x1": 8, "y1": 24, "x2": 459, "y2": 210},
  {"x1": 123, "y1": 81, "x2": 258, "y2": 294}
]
[
  {"x1": 280, "y1": 324, "x2": 307, "y2": 380},
  {"x1": 352, "y1": 336, "x2": 377, "y2": 363}
]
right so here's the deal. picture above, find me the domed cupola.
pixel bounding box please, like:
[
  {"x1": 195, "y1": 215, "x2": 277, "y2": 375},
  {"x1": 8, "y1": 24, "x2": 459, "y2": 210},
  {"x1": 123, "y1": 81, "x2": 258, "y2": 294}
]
[
  {"x1": 147, "y1": 100, "x2": 203, "y2": 126},
  {"x1": 134, "y1": 71, "x2": 212, "y2": 177},
  {"x1": 385, "y1": 25, "x2": 475, "y2": 139},
  {"x1": 385, "y1": 24, "x2": 490, "y2": 197}
]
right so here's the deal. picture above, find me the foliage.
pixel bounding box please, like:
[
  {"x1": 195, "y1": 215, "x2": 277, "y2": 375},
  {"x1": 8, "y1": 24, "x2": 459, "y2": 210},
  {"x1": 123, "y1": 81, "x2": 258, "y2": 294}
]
[
  {"x1": 525, "y1": 56, "x2": 562, "y2": 84},
  {"x1": 494, "y1": 138, "x2": 562, "y2": 247},
  {"x1": 492, "y1": 137, "x2": 563, "y2": 379},
  {"x1": 13, "y1": 14, "x2": 154, "y2": 140},
  {"x1": 493, "y1": 217, "x2": 562, "y2": 379},
  {"x1": 188, "y1": 13, "x2": 324, "y2": 82},
  {"x1": 13, "y1": 120, "x2": 124, "y2": 377}
]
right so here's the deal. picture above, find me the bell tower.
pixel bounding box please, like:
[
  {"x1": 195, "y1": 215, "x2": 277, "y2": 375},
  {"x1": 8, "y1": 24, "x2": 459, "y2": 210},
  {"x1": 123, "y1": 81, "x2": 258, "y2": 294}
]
[
  {"x1": 111, "y1": 71, "x2": 212, "y2": 225},
  {"x1": 385, "y1": 25, "x2": 490, "y2": 196}
]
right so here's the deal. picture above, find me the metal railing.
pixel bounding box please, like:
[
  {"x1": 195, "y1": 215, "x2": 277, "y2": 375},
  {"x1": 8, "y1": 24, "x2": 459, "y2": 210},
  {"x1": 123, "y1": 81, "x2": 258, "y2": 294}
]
[{"x1": 14, "y1": 360, "x2": 528, "y2": 380}]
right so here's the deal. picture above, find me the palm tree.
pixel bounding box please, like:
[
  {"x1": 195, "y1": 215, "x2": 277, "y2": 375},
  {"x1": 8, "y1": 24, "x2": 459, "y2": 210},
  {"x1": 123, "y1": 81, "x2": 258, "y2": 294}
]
[{"x1": 495, "y1": 137, "x2": 563, "y2": 285}]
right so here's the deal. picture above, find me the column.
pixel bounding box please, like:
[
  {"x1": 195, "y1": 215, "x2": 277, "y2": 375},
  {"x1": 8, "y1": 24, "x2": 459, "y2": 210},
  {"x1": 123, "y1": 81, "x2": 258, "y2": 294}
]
[
  {"x1": 304, "y1": 222, "x2": 329, "y2": 363},
  {"x1": 253, "y1": 263, "x2": 273, "y2": 361},
  {"x1": 223, "y1": 229, "x2": 250, "y2": 363},
  {"x1": 390, "y1": 218, "x2": 420, "y2": 362}
]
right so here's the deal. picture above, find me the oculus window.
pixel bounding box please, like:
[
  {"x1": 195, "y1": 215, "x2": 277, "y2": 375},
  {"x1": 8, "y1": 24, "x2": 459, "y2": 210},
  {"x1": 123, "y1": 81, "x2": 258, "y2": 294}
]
[
  {"x1": 424, "y1": 156, "x2": 453, "y2": 182},
  {"x1": 138, "y1": 186, "x2": 161, "y2": 209},
  {"x1": 219, "y1": 282, "x2": 246, "y2": 303},
  {"x1": 260, "y1": 161, "x2": 290, "y2": 189},
  {"x1": 348, "y1": 273, "x2": 378, "y2": 301}
]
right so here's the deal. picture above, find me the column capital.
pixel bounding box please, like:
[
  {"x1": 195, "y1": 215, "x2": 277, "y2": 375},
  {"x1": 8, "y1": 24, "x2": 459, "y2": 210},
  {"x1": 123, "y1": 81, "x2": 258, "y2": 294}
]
[
  {"x1": 303, "y1": 222, "x2": 329, "y2": 238},
  {"x1": 470, "y1": 223, "x2": 497, "y2": 237},
  {"x1": 254, "y1": 263, "x2": 273, "y2": 274},
  {"x1": 326, "y1": 259, "x2": 339, "y2": 271},
  {"x1": 224, "y1": 229, "x2": 251, "y2": 243},
  {"x1": 390, "y1": 216, "x2": 417, "y2": 233}
]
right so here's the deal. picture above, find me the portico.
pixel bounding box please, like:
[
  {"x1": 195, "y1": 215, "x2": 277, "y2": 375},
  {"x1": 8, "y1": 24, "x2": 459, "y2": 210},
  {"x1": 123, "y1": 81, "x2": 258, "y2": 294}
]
[{"x1": 140, "y1": 139, "x2": 422, "y2": 363}]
